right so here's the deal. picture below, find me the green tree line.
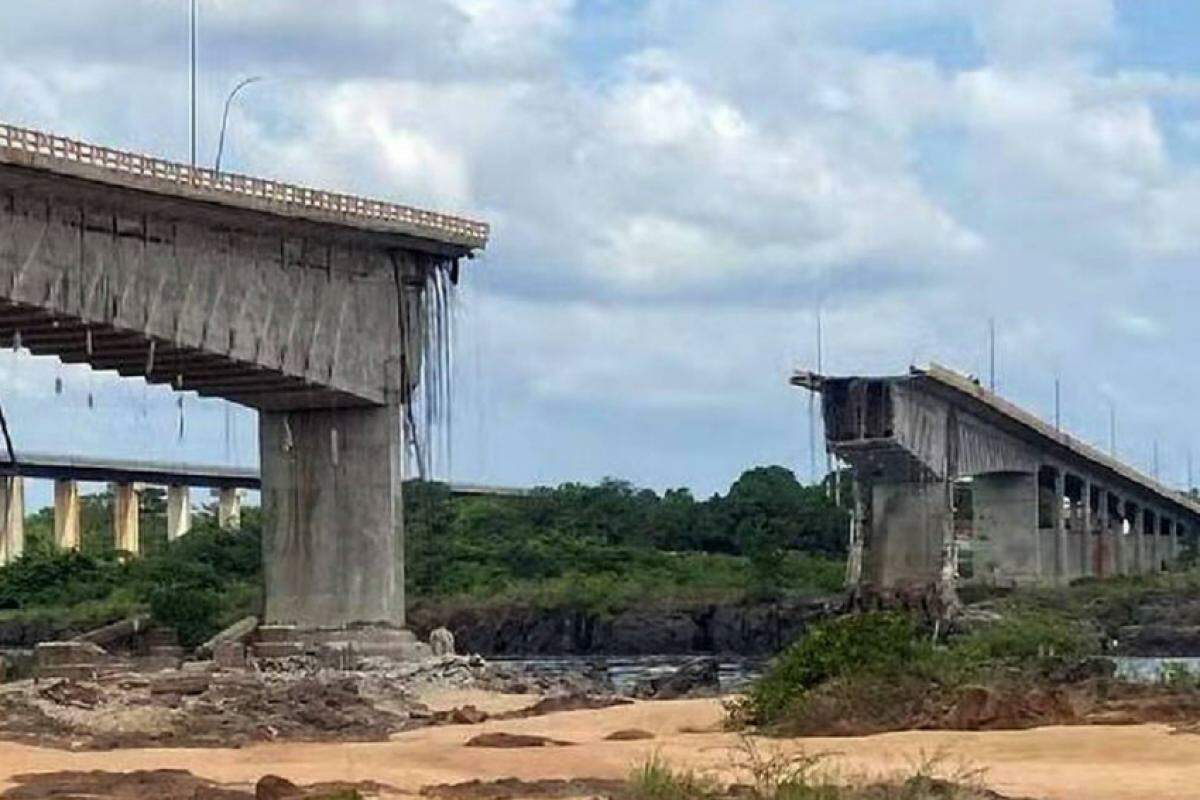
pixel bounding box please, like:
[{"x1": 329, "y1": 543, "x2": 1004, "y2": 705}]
[{"x1": 0, "y1": 465, "x2": 849, "y2": 645}]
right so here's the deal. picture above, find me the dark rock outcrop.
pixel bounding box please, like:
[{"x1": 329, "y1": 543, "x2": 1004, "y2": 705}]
[
  {"x1": 630, "y1": 657, "x2": 720, "y2": 700},
  {"x1": 410, "y1": 598, "x2": 830, "y2": 657}
]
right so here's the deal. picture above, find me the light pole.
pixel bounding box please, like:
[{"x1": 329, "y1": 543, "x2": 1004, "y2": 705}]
[
  {"x1": 214, "y1": 76, "x2": 263, "y2": 172},
  {"x1": 190, "y1": 0, "x2": 197, "y2": 169}
]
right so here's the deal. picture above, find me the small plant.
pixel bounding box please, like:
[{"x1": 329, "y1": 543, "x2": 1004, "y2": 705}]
[
  {"x1": 628, "y1": 752, "x2": 719, "y2": 800},
  {"x1": 1161, "y1": 661, "x2": 1200, "y2": 691},
  {"x1": 732, "y1": 737, "x2": 841, "y2": 800}
]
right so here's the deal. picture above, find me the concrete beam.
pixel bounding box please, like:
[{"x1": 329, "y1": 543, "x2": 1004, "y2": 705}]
[
  {"x1": 112, "y1": 482, "x2": 140, "y2": 556},
  {"x1": 0, "y1": 476, "x2": 24, "y2": 564},
  {"x1": 53, "y1": 479, "x2": 81, "y2": 550},
  {"x1": 166, "y1": 485, "x2": 191, "y2": 541}
]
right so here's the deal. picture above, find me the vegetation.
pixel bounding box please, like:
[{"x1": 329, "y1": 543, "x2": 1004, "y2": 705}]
[
  {"x1": 734, "y1": 606, "x2": 1099, "y2": 732},
  {"x1": 0, "y1": 465, "x2": 848, "y2": 644},
  {"x1": 405, "y1": 465, "x2": 848, "y2": 614},
  {"x1": 627, "y1": 745, "x2": 998, "y2": 800},
  {"x1": 0, "y1": 504, "x2": 262, "y2": 648}
]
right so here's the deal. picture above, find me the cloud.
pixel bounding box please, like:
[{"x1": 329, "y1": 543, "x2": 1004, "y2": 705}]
[{"x1": 2, "y1": 0, "x2": 1200, "y2": 495}]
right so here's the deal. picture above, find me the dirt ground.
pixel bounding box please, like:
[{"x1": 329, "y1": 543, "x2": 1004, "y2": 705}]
[{"x1": 3, "y1": 694, "x2": 1200, "y2": 799}]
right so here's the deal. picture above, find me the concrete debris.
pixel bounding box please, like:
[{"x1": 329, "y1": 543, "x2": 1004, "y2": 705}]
[
  {"x1": 429, "y1": 626, "x2": 455, "y2": 657},
  {"x1": 196, "y1": 616, "x2": 259, "y2": 659}
]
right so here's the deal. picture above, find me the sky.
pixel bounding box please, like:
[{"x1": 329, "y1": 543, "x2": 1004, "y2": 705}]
[{"x1": 2, "y1": 0, "x2": 1200, "y2": 504}]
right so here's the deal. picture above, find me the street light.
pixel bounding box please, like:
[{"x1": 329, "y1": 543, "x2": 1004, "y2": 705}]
[{"x1": 214, "y1": 76, "x2": 263, "y2": 172}]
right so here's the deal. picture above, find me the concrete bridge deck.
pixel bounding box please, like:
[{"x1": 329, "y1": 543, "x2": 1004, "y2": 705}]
[{"x1": 794, "y1": 364, "x2": 1200, "y2": 592}]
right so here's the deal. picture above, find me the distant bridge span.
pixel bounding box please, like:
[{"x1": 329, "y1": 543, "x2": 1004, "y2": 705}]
[
  {"x1": 794, "y1": 363, "x2": 1200, "y2": 593},
  {"x1": 0, "y1": 451, "x2": 529, "y2": 563}
]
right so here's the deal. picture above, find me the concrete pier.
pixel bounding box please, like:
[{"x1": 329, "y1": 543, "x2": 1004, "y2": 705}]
[
  {"x1": 166, "y1": 485, "x2": 191, "y2": 541},
  {"x1": 113, "y1": 483, "x2": 140, "y2": 555},
  {"x1": 54, "y1": 479, "x2": 81, "y2": 550},
  {"x1": 0, "y1": 476, "x2": 23, "y2": 564},
  {"x1": 217, "y1": 487, "x2": 242, "y2": 531},
  {"x1": 260, "y1": 403, "x2": 404, "y2": 628}
]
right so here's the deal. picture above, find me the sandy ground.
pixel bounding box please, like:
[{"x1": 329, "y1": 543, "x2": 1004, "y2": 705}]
[{"x1": 3, "y1": 693, "x2": 1200, "y2": 800}]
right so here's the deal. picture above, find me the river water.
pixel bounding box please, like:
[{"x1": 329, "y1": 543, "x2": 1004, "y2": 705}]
[
  {"x1": 492, "y1": 655, "x2": 764, "y2": 693},
  {"x1": 501, "y1": 654, "x2": 1200, "y2": 692}
]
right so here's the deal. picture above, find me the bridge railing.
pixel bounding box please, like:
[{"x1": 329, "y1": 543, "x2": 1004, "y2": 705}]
[{"x1": 0, "y1": 122, "x2": 489, "y2": 246}]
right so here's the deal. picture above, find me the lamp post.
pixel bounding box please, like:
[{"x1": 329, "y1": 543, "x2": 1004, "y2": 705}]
[{"x1": 214, "y1": 76, "x2": 263, "y2": 172}]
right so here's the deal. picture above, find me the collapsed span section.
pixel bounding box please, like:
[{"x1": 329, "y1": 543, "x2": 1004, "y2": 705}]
[
  {"x1": 793, "y1": 365, "x2": 1200, "y2": 593},
  {"x1": 0, "y1": 123, "x2": 489, "y2": 631}
]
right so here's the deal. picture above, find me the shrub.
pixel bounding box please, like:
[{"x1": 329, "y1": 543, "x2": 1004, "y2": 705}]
[
  {"x1": 741, "y1": 612, "x2": 925, "y2": 726},
  {"x1": 948, "y1": 610, "x2": 1097, "y2": 668}
]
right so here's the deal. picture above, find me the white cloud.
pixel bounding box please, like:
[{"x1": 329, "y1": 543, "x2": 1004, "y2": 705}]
[{"x1": 3, "y1": 0, "x2": 1200, "y2": 494}]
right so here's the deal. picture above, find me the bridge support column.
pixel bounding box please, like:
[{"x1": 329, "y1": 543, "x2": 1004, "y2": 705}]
[
  {"x1": 1129, "y1": 505, "x2": 1144, "y2": 575},
  {"x1": 54, "y1": 479, "x2": 81, "y2": 550},
  {"x1": 167, "y1": 485, "x2": 191, "y2": 541},
  {"x1": 1080, "y1": 479, "x2": 1092, "y2": 578},
  {"x1": 1053, "y1": 468, "x2": 1067, "y2": 585},
  {"x1": 113, "y1": 483, "x2": 140, "y2": 555},
  {"x1": 0, "y1": 476, "x2": 24, "y2": 564},
  {"x1": 260, "y1": 403, "x2": 405, "y2": 629},
  {"x1": 217, "y1": 487, "x2": 242, "y2": 530},
  {"x1": 1097, "y1": 488, "x2": 1112, "y2": 578}
]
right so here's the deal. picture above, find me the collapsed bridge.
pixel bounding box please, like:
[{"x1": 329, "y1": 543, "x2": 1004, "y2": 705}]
[
  {"x1": 793, "y1": 364, "x2": 1200, "y2": 592},
  {"x1": 0, "y1": 123, "x2": 489, "y2": 635}
]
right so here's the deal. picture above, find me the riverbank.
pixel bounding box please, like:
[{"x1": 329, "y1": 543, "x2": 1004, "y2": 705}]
[
  {"x1": 409, "y1": 597, "x2": 831, "y2": 656},
  {"x1": 4, "y1": 695, "x2": 1200, "y2": 799}
]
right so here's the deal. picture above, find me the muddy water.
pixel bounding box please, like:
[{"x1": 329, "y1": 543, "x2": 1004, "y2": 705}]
[{"x1": 2, "y1": 695, "x2": 1200, "y2": 800}]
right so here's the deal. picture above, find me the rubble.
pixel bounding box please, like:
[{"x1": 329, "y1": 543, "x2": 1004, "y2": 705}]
[{"x1": 0, "y1": 648, "x2": 626, "y2": 750}]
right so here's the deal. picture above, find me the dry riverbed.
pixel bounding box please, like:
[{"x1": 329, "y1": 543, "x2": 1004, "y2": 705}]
[{"x1": 3, "y1": 693, "x2": 1200, "y2": 799}]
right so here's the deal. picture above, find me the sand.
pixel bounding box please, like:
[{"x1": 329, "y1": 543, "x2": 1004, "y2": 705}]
[{"x1": 2, "y1": 694, "x2": 1199, "y2": 800}]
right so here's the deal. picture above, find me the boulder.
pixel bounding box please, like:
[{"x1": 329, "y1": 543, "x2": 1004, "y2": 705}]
[
  {"x1": 255, "y1": 775, "x2": 305, "y2": 799},
  {"x1": 631, "y1": 657, "x2": 720, "y2": 700}
]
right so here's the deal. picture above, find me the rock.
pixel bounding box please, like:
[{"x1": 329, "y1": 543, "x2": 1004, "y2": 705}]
[
  {"x1": 464, "y1": 732, "x2": 574, "y2": 748},
  {"x1": 495, "y1": 693, "x2": 631, "y2": 719},
  {"x1": 604, "y1": 728, "x2": 655, "y2": 740},
  {"x1": 432, "y1": 704, "x2": 489, "y2": 725},
  {"x1": 37, "y1": 679, "x2": 102, "y2": 708},
  {"x1": 430, "y1": 626, "x2": 456, "y2": 656},
  {"x1": 630, "y1": 657, "x2": 720, "y2": 700},
  {"x1": 256, "y1": 774, "x2": 305, "y2": 799},
  {"x1": 1116, "y1": 624, "x2": 1200, "y2": 656}
]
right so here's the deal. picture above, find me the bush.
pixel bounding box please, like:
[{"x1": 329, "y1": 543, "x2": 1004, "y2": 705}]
[
  {"x1": 741, "y1": 613, "x2": 925, "y2": 725},
  {"x1": 948, "y1": 610, "x2": 1096, "y2": 667}
]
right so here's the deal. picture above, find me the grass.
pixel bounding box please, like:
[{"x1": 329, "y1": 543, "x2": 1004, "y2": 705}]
[{"x1": 627, "y1": 744, "x2": 999, "y2": 800}]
